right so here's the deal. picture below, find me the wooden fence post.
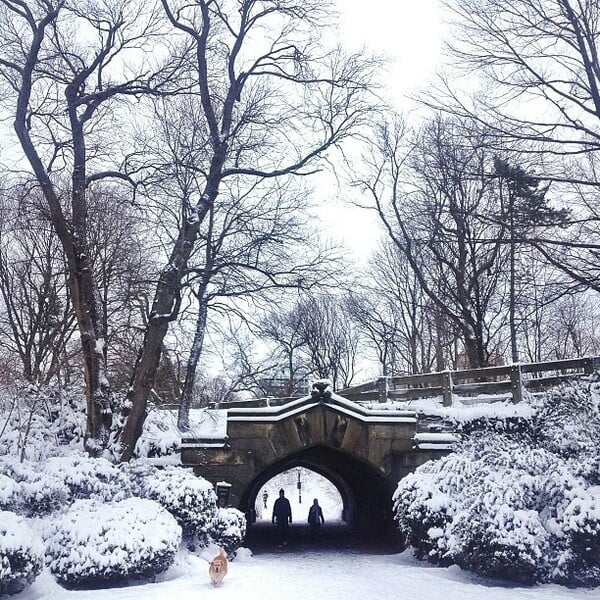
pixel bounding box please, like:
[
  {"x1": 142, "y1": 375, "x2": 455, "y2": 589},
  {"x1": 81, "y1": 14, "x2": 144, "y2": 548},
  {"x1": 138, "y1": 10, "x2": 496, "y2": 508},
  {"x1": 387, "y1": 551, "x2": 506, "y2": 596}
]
[
  {"x1": 442, "y1": 370, "x2": 453, "y2": 407},
  {"x1": 377, "y1": 377, "x2": 388, "y2": 403},
  {"x1": 510, "y1": 364, "x2": 523, "y2": 403},
  {"x1": 584, "y1": 356, "x2": 600, "y2": 375}
]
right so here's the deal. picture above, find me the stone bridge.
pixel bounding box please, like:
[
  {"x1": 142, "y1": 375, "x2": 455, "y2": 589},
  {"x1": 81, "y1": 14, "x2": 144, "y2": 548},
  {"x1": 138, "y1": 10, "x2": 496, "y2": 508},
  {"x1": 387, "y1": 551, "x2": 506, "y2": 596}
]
[{"x1": 181, "y1": 382, "x2": 455, "y2": 539}]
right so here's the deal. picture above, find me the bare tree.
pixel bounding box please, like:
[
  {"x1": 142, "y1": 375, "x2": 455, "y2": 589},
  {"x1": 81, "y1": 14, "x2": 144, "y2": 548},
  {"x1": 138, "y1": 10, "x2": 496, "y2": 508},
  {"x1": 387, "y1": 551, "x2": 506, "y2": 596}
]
[
  {"x1": 0, "y1": 0, "x2": 179, "y2": 454},
  {"x1": 437, "y1": 0, "x2": 600, "y2": 294},
  {"x1": 492, "y1": 158, "x2": 569, "y2": 362},
  {"x1": 176, "y1": 180, "x2": 339, "y2": 428},
  {"x1": 440, "y1": 0, "x2": 600, "y2": 159},
  {"x1": 301, "y1": 295, "x2": 360, "y2": 389},
  {"x1": 85, "y1": 185, "x2": 157, "y2": 391},
  {"x1": 0, "y1": 184, "x2": 76, "y2": 383},
  {"x1": 119, "y1": 0, "x2": 376, "y2": 459},
  {"x1": 258, "y1": 302, "x2": 311, "y2": 396},
  {"x1": 349, "y1": 243, "x2": 452, "y2": 375},
  {"x1": 358, "y1": 115, "x2": 512, "y2": 368}
]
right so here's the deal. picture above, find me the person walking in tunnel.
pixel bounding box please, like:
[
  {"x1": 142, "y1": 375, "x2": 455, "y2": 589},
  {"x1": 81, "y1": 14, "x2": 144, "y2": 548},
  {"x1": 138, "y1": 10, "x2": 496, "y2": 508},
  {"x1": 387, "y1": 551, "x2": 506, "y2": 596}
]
[
  {"x1": 308, "y1": 498, "x2": 325, "y2": 540},
  {"x1": 272, "y1": 488, "x2": 292, "y2": 546}
]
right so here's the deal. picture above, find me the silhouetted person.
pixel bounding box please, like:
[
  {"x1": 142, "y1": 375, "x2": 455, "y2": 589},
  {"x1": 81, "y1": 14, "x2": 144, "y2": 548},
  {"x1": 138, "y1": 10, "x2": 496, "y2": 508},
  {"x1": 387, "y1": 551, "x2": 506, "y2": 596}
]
[
  {"x1": 272, "y1": 488, "x2": 292, "y2": 546},
  {"x1": 308, "y1": 498, "x2": 324, "y2": 539},
  {"x1": 262, "y1": 489, "x2": 269, "y2": 509}
]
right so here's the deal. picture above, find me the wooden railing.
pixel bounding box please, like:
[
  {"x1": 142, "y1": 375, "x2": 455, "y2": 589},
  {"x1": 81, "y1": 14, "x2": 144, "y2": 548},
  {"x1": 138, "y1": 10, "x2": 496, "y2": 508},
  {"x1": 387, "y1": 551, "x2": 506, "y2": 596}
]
[
  {"x1": 199, "y1": 355, "x2": 600, "y2": 411},
  {"x1": 339, "y1": 356, "x2": 600, "y2": 407}
]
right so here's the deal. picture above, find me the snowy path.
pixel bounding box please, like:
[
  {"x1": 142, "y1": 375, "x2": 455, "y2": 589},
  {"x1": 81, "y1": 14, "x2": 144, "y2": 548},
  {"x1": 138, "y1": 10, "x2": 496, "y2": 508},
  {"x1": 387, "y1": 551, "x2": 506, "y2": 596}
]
[{"x1": 16, "y1": 548, "x2": 600, "y2": 600}]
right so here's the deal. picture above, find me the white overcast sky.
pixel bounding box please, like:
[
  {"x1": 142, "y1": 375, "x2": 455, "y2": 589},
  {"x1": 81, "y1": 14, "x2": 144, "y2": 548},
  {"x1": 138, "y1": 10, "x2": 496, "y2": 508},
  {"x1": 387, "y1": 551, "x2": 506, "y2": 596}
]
[
  {"x1": 316, "y1": 0, "x2": 443, "y2": 265},
  {"x1": 335, "y1": 0, "x2": 442, "y2": 102}
]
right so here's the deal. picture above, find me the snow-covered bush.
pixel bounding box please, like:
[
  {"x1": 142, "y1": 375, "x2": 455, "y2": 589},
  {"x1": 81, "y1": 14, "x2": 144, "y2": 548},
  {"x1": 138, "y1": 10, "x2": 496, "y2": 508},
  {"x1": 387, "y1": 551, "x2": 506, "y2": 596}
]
[
  {"x1": 45, "y1": 455, "x2": 131, "y2": 503},
  {"x1": 134, "y1": 409, "x2": 181, "y2": 458},
  {"x1": 448, "y1": 496, "x2": 551, "y2": 583},
  {"x1": 554, "y1": 487, "x2": 600, "y2": 586},
  {"x1": 19, "y1": 475, "x2": 69, "y2": 516},
  {"x1": 393, "y1": 472, "x2": 453, "y2": 563},
  {"x1": 121, "y1": 461, "x2": 157, "y2": 498},
  {"x1": 0, "y1": 511, "x2": 44, "y2": 595},
  {"x1": 395, "y1": 378, "x2": 600, "y2": 585},
  {"x1": 0, "y1": 383, "x2": 84, "y2": 461},
  {"x1": 532, "y1": 382, "x2": 600, "y2": 459},
  {"x1": 137, "y1": 466, "x2": 217, "y2": 541},
  {"x1": 0, "y1": 459, "x2": 69, "y2": 516},
  {"x1": 45, "y1": 498, "x2": 181, "y2": 588},
  {"x1": 209, "y1": 508, "x2": 247, "y2": 555},
  {"x1": 0, "y1": 475, "x2": 20, "y2": 512}
]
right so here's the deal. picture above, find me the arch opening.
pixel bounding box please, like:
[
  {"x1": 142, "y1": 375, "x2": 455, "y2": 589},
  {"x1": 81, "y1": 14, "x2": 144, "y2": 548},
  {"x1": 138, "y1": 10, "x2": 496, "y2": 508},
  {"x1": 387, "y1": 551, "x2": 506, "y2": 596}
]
[
  {"x1": 253, "y1": 467, "x2": 345, "y2": 524},
  {"x1": 240, "y1": 445, "x2": 400, "y2": 551}
]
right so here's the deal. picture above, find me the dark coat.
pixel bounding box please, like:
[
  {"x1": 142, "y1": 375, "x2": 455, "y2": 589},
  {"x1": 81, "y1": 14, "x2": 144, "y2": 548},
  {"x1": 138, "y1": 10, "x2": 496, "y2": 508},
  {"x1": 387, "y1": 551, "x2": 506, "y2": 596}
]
[
  {"x1": 308, "y1": 504, "x2": 324, "y2": 526},
  {"x1": 272, "y1": 497, "x2": 292, "y2": 524}
]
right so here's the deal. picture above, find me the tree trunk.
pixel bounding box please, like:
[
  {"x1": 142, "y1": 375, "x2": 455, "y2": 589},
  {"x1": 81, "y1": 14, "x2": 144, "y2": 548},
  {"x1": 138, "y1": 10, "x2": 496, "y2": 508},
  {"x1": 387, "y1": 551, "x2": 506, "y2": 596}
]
[
  {"x1": 119, "y1": 197, "x2": 216, "y2": 460},
  {"x1": 12, "y1": 17, "x2": 112, "y2": 453},
  {"x1": 509, "y1": 211, "x2": 519, "y2": 363},
  {"x1": 178, "y1": 296, "x2": 208, "y2": 430}
]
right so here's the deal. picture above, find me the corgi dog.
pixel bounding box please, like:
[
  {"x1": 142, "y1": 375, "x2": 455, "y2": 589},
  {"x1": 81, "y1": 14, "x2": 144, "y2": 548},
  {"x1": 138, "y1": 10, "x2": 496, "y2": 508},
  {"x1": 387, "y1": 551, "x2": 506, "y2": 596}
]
[{"x1": 209, "y1": 547, "x2": 228, "y2": 587}]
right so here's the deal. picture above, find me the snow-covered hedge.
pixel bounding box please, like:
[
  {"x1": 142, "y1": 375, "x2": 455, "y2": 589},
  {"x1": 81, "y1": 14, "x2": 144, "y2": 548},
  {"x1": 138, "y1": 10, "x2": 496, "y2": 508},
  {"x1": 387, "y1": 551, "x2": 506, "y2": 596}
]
[
  {"x1": 45, "y1": 455, "x2": 130, "y2": 503},
  {"x1": 0, "y1": 383, "x2": 84, "y2": 461},
  {"x1": 45, "y1": 498, "x2": 181, "y2": 587},
  {"x1": 394, "y1": 379, "x2": 600, "y2": 586},
  {"x1": 0, "y1": 511, "x2": 44, "y2": 595},
  {"x1": 0, "y1": 459, "x2": 69, "y2": 516},
  {"x1": 137, "y1": 466, "x2": 217, "y2": 541},
  {"x1": 209, "y1": 507, "x2": 247, "y2": 555}
]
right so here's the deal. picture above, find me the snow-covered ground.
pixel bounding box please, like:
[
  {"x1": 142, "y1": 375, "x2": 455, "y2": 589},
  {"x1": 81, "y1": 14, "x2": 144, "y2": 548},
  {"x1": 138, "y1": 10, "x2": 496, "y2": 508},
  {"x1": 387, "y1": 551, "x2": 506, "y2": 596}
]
[
  {"x1": 4, "y1": 383, "x2": 600, "y2": 598},
  {"x1": 15, "y1": 545, "x2": 600, "y2": 600}
]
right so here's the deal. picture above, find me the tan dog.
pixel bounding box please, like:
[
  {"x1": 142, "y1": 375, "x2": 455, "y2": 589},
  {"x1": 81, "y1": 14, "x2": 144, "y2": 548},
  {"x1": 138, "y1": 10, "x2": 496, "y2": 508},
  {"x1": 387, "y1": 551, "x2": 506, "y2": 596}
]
[{"x1": 209, "y1": 547, "x2": 228, "y2": 587}]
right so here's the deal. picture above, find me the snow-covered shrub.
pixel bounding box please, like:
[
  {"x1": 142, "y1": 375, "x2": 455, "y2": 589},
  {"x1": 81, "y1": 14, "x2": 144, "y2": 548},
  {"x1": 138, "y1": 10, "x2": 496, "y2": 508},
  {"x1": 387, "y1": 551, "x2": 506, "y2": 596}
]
[
  {"x1": 456, "y1": 414, "x2": 533, "y2": 437},
  {"x1": 209, "y1": 508, "x2": 247, "y2": 555},
  {"x1": 554, "y1": 487, "x2": 600, "y2": 586},
  {"x1": 137, "y1": 466, "x2": 217, "y2": 541},
  {"x1": 0, "y1": 383, "x2": 84, "y2": 461},
  {"x1": 532, "y1": 382, "x2": 600, "y2": 458},
  {"x1": 394, "y1": 445, "x2": 494, "y2": 562},
  {"x1": 134, "y1": 409, "x2": 181, "y2": 458},
  {"x1": 19, "y1": 475, "x2": 69, "y2": 516},
  {"x1": 0, "y1": 511, "x2": 44, "y2": 595},
  {"x1": 0, "y1": 459, "x2": 69, "y2": 516},
  {"x1": 120, "y1": 461, "x2": 157, "y2": 498},
  {"x1": 393, "y1": 472, "x2": 453, "y2": 562},
  {"x1": 574, "y1": 454, "x2": 600, "y2": 486},
  {"x1": 448, "y1": 490, "x2": 551, "y2": 583},
  {"x1": 45, "y1": 498, "x2": 181, "y2": 588},
  {"x1": 0, "y1": 475, "x2": 19, "y2": 512},
  {"x1": 396, "y1": 378, "x2": 600, "y2": 585},
  {"x1": 45, "y1": 455, "x2": 131, "y2": 503}
]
